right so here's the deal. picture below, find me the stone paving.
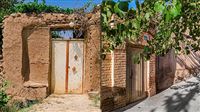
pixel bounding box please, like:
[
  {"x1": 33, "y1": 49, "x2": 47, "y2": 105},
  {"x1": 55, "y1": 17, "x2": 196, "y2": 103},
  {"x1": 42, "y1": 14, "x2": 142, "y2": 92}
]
[
  {"x1": 29, "y1": 94, "x2": 101, "y2": 112},
  {"x1": 115, "y1": 76, "x2": 200, "y2": 112}
]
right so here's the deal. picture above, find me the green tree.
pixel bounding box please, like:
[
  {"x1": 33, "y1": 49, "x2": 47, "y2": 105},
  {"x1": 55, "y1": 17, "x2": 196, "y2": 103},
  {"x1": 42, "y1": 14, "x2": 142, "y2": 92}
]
[
  {"x1": 0, "y1": 0, "x2": 23, "y2": 9},
  {"x1": 0, "y1": 0, "x2": 24, "y2": 22},
  {"x1": 101, "y1": 0, "x2": 200, "y2": 61}
]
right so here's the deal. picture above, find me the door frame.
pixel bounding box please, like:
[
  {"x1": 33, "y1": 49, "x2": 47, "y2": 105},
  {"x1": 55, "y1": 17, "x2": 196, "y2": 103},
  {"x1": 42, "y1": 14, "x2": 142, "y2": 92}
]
[
  {"x1": 50, "y1": 38, "x2": 85, "y2": 94},
  {"x1": 126, "y1": 43, "x2": 148, "y2": 103}
]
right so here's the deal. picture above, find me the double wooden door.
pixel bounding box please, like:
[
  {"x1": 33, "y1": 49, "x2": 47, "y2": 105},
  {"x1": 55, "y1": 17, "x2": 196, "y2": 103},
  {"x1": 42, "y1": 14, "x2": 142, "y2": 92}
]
[
  {"x1": 51, "y1": 40, "x2": 84, "y2": 94},
  {"x1": 127, "y1": 46, "x2": 147, "y2": 103}
]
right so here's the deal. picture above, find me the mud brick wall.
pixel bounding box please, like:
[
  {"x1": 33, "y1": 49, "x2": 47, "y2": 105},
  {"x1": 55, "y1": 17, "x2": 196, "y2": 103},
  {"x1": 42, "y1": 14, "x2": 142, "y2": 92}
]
[
  {"x1": 157, "y1": 50, "x2": 200, "y2": 91},
  {"x1": 84, "y1": 9, "x2": 101, "y2": 92},
  {"x1": 3, "y1": 21, "x2": 50, "y2": 100},
  {"x1": 3, "y1": 20, "x2": 25, "y2": 97},
  {"x1": 3, "y1": 9, "x2": 101, "y2": 100},
  {"x1": 22, "y1": 27, "x2": 50, "y2": 83}
]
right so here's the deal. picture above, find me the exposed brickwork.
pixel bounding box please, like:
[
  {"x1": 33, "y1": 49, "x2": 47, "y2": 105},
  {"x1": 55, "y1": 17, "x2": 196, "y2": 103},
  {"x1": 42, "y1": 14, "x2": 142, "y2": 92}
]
[
  {"x1": 101, "y1": 44, "x2": 157, "y2": 111},
  {"x1": 114, "y1": 49, "x2": 126, "y2": 88},
  {"x1": 113, "y1": 49, "x2": 127, "y2": 109},
  {"x1": 101, "y1": 53, "x2": 112, "y2": 87},
  {"x1": 101, "y1": 53, "x2": 113, "y2": 112},
  {"x1": 149, "y1": 55, "x2": 156, "y2": 96},
  {"x1": 101, "y1": 48, "x2": 127, "y2": 112}
]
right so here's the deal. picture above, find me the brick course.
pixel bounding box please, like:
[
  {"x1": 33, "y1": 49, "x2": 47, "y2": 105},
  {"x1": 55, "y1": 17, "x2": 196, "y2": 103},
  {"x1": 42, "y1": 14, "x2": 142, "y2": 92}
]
[{"x1": 101, "y1": 44, "x2": 156, "y2": 112}]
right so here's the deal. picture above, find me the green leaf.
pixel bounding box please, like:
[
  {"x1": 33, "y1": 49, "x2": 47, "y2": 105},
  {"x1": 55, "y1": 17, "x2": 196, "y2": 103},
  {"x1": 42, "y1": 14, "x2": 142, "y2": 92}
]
[
  {"x1": 114, "y1": 2, "x2": 126, "y2": 18},
  {"x1": 145, "y1": 12, "x2": 150, "y2": 20},
  {"x1": 165, "y1": 11, "x2": 172, "y2": 22},
  {"x1": 102, "y1": 13, "x2": 108, "y2": 25},
  {"x1": 169, "y1": 6, "x2": 179, "y2": 18},
  {"x1": 154, "y1": 1, "x2": 165, "y2": 12},
  {"x1": 106, "y1": 8, "x2": 112, "y2": 18},
  {"x1": 132, "y1": 19, "x2": 141, "y2": 29},
  {"x1": 118, "y1": 1, "x2": 129, "y2": 12}
]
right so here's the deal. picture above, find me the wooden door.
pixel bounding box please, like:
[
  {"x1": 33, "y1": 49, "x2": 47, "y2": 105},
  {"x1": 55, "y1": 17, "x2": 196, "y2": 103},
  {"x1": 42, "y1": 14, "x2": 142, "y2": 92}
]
[
  {"x1": 51, "y1": 41, "x2": 67, "y2": 94},
  {"x1": 127, "y1": 46, "x2": 147, "y2": 103},
  {"x1": 51, "y1": 40, "x2": 84, "y2": 94},
  {"x1": 156, "y1": 50, "x2": 176, "y2": 92},
  {"x1": 68, "y1": 41, "x2": 84, "y2": 93}
]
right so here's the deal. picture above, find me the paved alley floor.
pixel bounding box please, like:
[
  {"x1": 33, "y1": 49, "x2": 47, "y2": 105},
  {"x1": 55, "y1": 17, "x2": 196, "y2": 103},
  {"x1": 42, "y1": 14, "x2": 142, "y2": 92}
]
[
  {"x1": 29, "y1": 94, "x2": 101, "y2": 112},
  {"x1": 116, "y1": 76, "x2": 200, "y2": 112}
]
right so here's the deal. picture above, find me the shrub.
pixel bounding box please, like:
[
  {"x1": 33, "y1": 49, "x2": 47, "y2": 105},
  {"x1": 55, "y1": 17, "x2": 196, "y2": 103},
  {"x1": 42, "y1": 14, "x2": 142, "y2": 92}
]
[{"x1": 0, "y1": 81, "x2": 10, "y2": 109}]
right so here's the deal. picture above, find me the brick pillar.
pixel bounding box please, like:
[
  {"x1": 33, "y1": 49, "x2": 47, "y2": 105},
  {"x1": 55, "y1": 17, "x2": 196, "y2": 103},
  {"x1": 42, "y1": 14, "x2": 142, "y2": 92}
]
[{"x1": 149, "y1": 55, "x2": 156, "y2": 96}]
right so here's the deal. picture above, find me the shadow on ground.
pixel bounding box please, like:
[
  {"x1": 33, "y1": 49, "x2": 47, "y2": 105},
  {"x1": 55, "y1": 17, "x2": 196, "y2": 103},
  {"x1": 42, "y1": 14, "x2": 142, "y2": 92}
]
[{"x1": 151, "y1": 76, "x2": 200, "y2": 112}]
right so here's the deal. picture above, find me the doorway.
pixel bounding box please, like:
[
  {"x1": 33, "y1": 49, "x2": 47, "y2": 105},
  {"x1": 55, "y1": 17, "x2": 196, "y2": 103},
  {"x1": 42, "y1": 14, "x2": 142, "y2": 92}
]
[
  {"x1": 51, "y1": 29, "x2": 84, "y2": 94},
  {"x1": 127, "y1": 45, "x2": 148, "y2": 103}
]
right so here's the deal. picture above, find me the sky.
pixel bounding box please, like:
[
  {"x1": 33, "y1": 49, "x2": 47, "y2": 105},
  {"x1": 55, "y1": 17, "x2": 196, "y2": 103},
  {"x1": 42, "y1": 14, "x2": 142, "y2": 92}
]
[
  {"x1": 24, "y1": 0, "x2": 143, "y2": 9},
  {"x1": 24, "y1": 0, "x2": 102, "y2": 9},
  {"x1": 28, "y1": 0, "x2": 143, "y2": 38}
]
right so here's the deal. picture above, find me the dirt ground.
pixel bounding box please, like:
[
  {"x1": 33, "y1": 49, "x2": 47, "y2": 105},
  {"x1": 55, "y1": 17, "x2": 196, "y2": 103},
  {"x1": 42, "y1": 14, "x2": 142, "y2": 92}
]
[{"x1": 29, "y1": 94, "x2": 101, "y2": 112}]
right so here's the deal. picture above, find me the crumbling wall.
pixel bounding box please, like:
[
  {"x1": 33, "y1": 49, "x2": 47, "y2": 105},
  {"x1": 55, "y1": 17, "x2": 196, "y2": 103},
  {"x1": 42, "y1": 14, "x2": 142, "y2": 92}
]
[
  {"x1": 2, "y1": 11, "x2": 100, "y2": 100},
  {"x1": 2, "y1": 14, "x2": 54, "y2": 100},
  {"x1": 84, "y1": 9, "x2": 101, "y2": 93}
]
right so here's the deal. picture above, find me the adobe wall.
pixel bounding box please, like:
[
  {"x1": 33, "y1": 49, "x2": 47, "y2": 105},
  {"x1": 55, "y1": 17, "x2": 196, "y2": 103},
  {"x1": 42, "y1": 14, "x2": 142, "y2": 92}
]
[
  {"x1": 157, "y1": 50, "x2": 200, "y2": 91},
  {"x1": 84, "y1": 9, "x2": 101, "y2": 92},
  {"x1": 3, "y1": 8, "x2": 101, "y2": 100}
]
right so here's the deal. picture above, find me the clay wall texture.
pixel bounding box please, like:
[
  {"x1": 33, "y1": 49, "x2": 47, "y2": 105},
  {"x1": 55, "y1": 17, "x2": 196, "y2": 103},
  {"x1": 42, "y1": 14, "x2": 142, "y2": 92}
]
[
  {"x1": 3, "y1": 7, "x2": 198, "y2": 112},
  {"x1": 84, "y1": 9, "x2": 101, "y2": 92},
  {"x1": 157, "y1": 50, "x2": 200, "y2": 91},
  {"x1": 3, "y1": 9, "x2": 101, "y2": 100}
]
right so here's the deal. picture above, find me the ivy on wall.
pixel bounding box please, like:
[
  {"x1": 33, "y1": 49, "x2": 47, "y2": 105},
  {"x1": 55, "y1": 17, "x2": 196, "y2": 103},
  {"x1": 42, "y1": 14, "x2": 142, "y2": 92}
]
[{"x1": 101, "y1": 0, "x2": 200, "y2": 60}]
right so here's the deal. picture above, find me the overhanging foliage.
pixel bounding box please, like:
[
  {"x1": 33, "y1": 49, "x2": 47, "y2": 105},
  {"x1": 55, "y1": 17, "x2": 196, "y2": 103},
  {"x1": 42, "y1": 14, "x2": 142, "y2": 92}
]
[{"x1": 101, "y1": 0, "x2": 200, "y2": 60}]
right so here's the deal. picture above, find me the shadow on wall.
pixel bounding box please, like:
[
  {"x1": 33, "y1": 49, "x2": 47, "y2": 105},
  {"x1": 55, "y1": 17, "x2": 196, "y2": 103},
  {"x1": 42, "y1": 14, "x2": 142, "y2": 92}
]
[
  {"x1": 101, "y1": 86, "x2": 147, "y2": 112},
  {"x1": 156, "y1": 50, "x2": 200, "y2": 93},
  {"x1": 151, "y1": 76, "x2": 200, "y2": 112},
  {"x1": 21, "y1": 27, "x2": 34, "y2": 82},
  {"x1": 156, "y1": 50, "x2": 176, "y2": 92},
  {"x1": 101, "y1": 86, "x2": 126, "y2": 112},
  {"x1": 176, "y1": 51, "x2": 200, "y2": 75}
]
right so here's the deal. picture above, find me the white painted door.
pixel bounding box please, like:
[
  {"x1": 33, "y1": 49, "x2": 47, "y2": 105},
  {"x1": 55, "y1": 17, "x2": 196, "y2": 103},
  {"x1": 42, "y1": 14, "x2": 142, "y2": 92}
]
[
  {"x1": 51, "y1": 41, "x2": 66, "y2": 94},
  {"x1": 51, "y1": 40, "x2": 84, "y2": 94},
  {"x1": 68, "y1": 41, "x2": 84, "y2": 93}
]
